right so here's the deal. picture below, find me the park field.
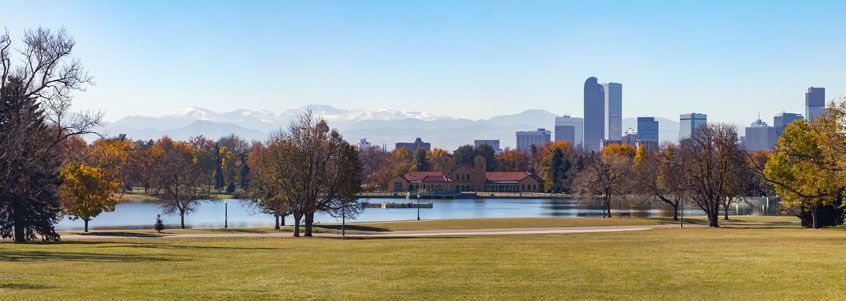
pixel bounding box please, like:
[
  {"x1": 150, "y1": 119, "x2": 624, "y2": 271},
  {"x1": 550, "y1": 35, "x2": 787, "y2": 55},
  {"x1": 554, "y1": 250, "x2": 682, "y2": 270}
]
[{"x1": 3, "y1": 217, "x2": 845, "y2": 299}]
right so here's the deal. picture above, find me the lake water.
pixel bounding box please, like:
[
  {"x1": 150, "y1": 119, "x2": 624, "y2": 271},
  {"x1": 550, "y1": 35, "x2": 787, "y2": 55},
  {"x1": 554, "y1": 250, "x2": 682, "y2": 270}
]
[{"x1": 55, "y1": 197, "x2": 783, "y2": 231}]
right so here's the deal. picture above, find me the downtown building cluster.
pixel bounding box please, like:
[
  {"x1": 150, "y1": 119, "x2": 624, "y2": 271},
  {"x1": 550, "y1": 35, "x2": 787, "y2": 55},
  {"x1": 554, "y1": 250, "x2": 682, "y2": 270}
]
[
  {"x1": 365, "y1": 79, "x2": 830, "y2": 155},
  {"x1": 517, "y1": 77, "x2": 659, "y2": 153},
  {"x1": 514, "y1": 79, "x2": 828, "y2": 154}
]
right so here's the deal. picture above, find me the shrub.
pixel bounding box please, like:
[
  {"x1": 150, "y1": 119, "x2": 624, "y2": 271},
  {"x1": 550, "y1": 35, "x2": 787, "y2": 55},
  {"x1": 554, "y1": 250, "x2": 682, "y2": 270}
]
[
  {"x1": 154, "y1": 214, "x2": 165, "y2": 233},
  {"x1": 797, "y1": 202, "x2": 845, "y2": 228}
]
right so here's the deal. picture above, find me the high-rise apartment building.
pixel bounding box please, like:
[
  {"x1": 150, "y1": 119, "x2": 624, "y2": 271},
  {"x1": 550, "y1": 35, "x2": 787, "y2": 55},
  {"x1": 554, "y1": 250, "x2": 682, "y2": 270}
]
[
  {"x1": 679, "y1": 113, "x2": 707, "y2": 140},
  {"x1": 473, "y1": 140, "x2": 502, "y2": 153},
  {"x1": 602, "y1": 82, "x2": 622, "y2": 141},
  {"x1": 773, "y1": 112, "x2": 803, "y2": 137},
  {"x1": 744, "y1": 119, "x2": 777, "y2": 152},
  {"x1": 636, "y1": 117, "x2": 659, "y2": 142},
  {"x1": 583, "y1": 77, "x2": 605, "y2": 152},
  {"x1": 554, "y1": 115, "x2": 584, "y2": 148},
  {"x1": 516, "y1": 128, "x2": 551, "y2": 153},
  {"x1": 805, "y1": 87, "x2": 826, "y2": 123}
]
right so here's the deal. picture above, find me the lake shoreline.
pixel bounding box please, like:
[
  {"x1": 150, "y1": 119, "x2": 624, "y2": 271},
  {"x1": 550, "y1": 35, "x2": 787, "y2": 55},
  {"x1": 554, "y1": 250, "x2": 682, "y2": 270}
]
[{"x1": 56, "y1": 197, "x2": 784, "y2": 231}]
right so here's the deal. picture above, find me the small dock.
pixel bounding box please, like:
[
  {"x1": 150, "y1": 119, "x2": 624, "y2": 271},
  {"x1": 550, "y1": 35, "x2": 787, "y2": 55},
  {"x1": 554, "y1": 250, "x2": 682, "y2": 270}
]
[
  {"x1": 358, "y1": 191, "x2": 574, "y2": 199},
  {"x1": 363, "y1": 201, "x2": 434, "y2": 209}
]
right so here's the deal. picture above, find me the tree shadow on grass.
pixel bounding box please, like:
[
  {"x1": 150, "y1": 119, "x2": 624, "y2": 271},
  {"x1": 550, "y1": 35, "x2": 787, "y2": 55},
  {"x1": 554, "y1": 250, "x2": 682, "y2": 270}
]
[
  {"x1": 332, "y1": 236, "x2": 468, "y2": 240},
  {"x1": 314, "y1": 225, "x2": 389, "y2": 232},
  {"x1": 0, "y1": 282, "x2": 52, "y2": 290},
  {"x1": 0, "y1": 250, "x2": 179, "y2": 262},
  {"x1": 3, "y1": 240, "x2": 125, "y2": 246},
  {"x1": 94, "y1": 242, "x2": 278, "y2": 251},
  {"x1": 203, "y1": 228, "x2": 271, "y2": 234},
  {"x1": 75, "y1": 232, "x2": 165, "y2": 238},
  {"x1": 653, "y1": 218, "x2": 707, "y2": 225}
]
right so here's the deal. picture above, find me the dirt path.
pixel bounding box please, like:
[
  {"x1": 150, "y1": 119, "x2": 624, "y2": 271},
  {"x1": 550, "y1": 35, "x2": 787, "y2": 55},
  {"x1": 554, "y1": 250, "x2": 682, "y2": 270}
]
[{"x1": 59, "y1": 222, "x2": 797, "y2": 240}]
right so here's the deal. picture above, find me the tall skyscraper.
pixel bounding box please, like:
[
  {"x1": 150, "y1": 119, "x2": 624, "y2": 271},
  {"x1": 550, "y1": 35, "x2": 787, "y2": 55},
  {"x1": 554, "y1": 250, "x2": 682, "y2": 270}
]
[
  {"x1": 744, "y1": 118, "x2": 777, "y2": 152},
  {"x1": 602, "y1": 82, "x2": 622, "y2": 141},
  {"x1": 583, "y1": 77, "x2": 605, "y2": 152},
  {"x1": 773, "y1": 112, "x2": 803, "y2": 137},
  {"x1": 636, "y1": 117, "x2": 659, "y2": 142},
  {"x1": 679, "y1": 113, "x2": 707, "y2": 140},
  {"x1": 516, "y1": 128, "x2": 551, "y2": 153},
  {"x1": 554, "y1": 115, "x2": 584, "y2": 148},
  {"x1": 805, "y1": 87, "x2": 826, "y2": 123}
]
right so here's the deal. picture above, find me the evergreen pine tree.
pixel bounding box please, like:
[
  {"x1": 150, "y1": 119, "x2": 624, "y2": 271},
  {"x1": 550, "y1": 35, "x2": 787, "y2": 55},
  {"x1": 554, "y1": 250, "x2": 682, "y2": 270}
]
[
  {"x1": 154, "y1": 215, "x2": 165, "y2": 233},
  {"x1": 0, "y1": 77, "x2": 63, "y2": 242},
  {"x1": 410, "y1": 147, "x2": 431, "y2": 171}
]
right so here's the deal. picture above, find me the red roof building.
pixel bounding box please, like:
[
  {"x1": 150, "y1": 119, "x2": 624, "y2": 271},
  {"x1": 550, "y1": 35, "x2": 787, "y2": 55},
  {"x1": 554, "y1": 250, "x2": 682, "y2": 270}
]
[{"x1": 388, "y1": 156, "x2": 543, "y2": 193}]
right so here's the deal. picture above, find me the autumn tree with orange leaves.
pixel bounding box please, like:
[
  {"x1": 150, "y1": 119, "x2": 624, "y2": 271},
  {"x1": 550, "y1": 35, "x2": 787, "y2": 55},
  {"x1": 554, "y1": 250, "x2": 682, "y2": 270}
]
[{"x1": 59, "y1": 162, "x2": 121, "y2": 232}]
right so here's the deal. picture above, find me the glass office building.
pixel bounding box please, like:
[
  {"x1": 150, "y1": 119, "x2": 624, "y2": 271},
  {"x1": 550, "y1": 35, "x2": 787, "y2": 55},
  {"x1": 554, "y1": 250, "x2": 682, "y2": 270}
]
[
  {"x1": 636, "y1": 117, "x2": 659, "y2": 142},
  {"x1": 679, "y1": 113, "x2": 707, "y2": 140},
  {"x1": 583, "y1": 77, "x2": 605, "y2": 152}
]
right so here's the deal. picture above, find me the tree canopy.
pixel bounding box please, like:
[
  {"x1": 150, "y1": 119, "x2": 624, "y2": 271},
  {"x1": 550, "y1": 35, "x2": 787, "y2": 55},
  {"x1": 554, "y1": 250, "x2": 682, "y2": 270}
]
[
  {"x1": 765, "y1": 103, "x2": 846, "y2": 228},
  {"x1": 59, "y1": 162, "x2": 121, "y2": 232}
]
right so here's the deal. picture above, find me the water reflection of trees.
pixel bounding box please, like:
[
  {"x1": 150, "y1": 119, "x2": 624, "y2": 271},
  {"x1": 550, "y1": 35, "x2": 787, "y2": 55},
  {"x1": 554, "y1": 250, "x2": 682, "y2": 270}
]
[{"x1": 540, "y1": 196, "x2": 785, "y2": 218}]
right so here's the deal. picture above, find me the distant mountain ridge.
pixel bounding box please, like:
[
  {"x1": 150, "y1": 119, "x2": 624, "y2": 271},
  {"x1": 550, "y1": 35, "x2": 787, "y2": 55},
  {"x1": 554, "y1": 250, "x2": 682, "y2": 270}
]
[{"x1": 101, "y1": 105, "x2": 680, "y2": 150}]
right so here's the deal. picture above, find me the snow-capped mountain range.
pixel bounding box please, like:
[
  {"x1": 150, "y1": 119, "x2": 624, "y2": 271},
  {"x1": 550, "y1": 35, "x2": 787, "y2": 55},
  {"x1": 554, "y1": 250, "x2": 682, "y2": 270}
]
[{"x1": 101, "y1": 105, "x2": 680, "y2": 151}]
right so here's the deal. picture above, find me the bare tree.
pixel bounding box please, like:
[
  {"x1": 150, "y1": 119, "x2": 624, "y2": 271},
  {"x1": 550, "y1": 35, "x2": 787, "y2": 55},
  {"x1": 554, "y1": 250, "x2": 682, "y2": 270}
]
[
  {"x1": 633, "y1": 146, "x2": 680, "y2": 220},
  {"x1": 681, "y1": 124, "x2": 744, "y2": 227},
  {"x1": 0, "y1": 28, "x2": 100, "y2": 242},
  {"x1": 286, "y1": 111, "x2": 362, "y2": 236},
  {"x1": 574, "y1": 147, "x2": 632, "y2": 218},
  {"x1": 0, "y1": 28, "x2": 101, "y2": 147},
  {"x1": 249, "y1": 134, "x2": 303, "y2": 233},
  {"x1": 250, "y1": 111, "x2": 362, "y2": 237},
  {"x1": 152, "y1": 137, "x2": 206, "y2": 229}
]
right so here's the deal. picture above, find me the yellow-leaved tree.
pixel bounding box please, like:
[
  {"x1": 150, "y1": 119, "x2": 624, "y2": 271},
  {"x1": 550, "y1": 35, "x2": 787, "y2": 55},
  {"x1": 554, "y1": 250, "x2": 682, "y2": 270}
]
[
  {"x1": 60, "y1": 162, "x2": 121, "y2": 232},
  {"x1": 764, "y1": 102, "x2": 846, "y2": 229}
]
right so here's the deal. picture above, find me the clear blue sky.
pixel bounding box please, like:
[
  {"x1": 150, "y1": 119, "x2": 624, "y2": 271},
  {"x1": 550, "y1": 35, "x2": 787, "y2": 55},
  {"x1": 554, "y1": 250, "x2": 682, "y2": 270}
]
[{"x1": 3, "y1": 0, "x2": 844, "y2": 124}]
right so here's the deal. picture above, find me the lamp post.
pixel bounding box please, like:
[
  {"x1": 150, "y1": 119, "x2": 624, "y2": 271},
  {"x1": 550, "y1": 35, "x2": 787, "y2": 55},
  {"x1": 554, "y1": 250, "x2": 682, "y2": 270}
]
[
  {"x1": 224, "y1": 199, "x2": 228, "y2": 229},
  {"x1": 341, "y1": 201, "x2": 346, "y2": 238},
  {"x1": 417, "y1": 193, "x2": 421, "y2": 221}
]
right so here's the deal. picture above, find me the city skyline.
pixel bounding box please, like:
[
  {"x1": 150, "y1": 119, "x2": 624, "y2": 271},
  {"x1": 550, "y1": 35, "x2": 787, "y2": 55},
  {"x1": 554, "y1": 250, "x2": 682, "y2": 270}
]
[{"x1": 2, "y1": 1, "x2": 844, "y2": 125}]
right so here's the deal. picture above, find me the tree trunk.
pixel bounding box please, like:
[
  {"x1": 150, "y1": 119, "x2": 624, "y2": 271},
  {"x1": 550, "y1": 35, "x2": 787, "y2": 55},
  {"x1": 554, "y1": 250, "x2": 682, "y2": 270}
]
[
  {"x1": 709, "y1": 207, "x2": 720, "y2": 227},
  {"x1": 281, "y1": 214, "x2": 285, "y2": 226},
  {"x1": 84, "y1": 219, "x2": 89, "y2": 232},
  {"x1": 811, "y1": 206, "x2": 819, "y2": 229},
  {"x1": 180, "y1": 211, "x2": 186, "y2": 229},
  {"x1": 304, "y1": 213, "x2": 314, "y2": 237},
  {"x1": 14, "y1": 211, "x2": 25, "y2": 243},
  {"x1": 293, "y1": 212, "x2": 302, "y2": 237},
  {"x1": 672, "y1": 202, "x2": 679, "y2": 221},
  {"x1": 274, "y1": 214, "x2": 280, "y2": 230},
  {"x1": 724, "y1": 201, "x2": 730, "y2": 220}
]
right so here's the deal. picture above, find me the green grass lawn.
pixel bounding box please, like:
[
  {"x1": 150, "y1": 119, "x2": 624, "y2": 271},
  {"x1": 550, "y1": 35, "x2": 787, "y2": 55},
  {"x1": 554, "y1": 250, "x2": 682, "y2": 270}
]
[{"x1": 4, "y1": 218, "x2": 843, "y2": 299}]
